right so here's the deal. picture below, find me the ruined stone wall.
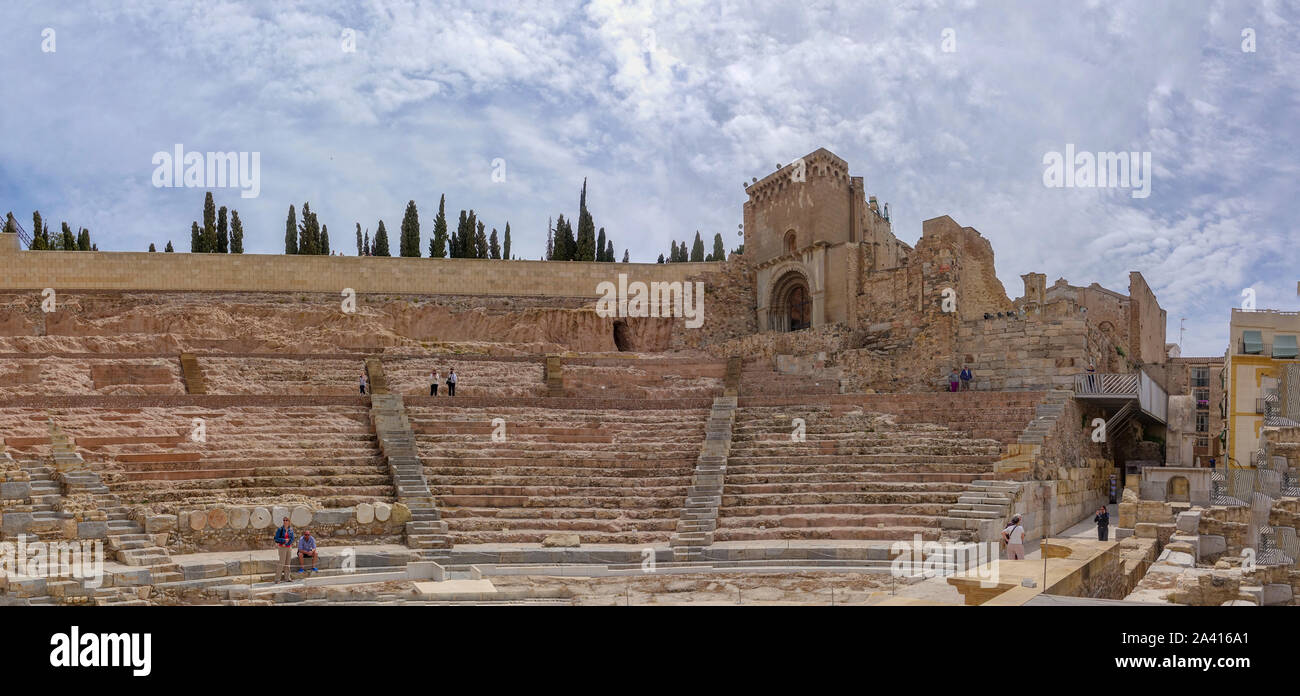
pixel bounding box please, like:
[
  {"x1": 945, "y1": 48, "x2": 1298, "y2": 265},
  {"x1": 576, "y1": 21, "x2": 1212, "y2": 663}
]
[
  {"x1": 0, "y1": 235, "x2": 720, "y2": 297},
  {"x1": 1128, "y1": 272, "x2": 1167, "y2": 366},
  {"x1": 955, "y1": 316, "x2": 1120, "y2": 390}
]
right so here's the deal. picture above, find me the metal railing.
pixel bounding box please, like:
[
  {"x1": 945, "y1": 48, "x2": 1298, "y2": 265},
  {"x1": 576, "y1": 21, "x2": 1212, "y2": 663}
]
[{"x1": 1073, "y1": 373, "x2": 1137, "y2": 395}]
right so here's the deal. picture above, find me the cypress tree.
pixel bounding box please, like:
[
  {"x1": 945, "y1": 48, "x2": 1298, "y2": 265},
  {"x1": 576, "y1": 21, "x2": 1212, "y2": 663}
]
[
  {"x1": 451, "y1": 210, "x2": 466, "y2": 259},
  {"x1": 203, "y1": 192, "x2": 217, "y2": 252},
  {"x1": 606, "y1": 239, "x2": 615, "y2": 263},
  {"x1": 489, "y1": 227, "x2": 500, "y2": 259},
  {"x1": 42, "y1": 223, "x2": 50, "y2": 250},
  {"x1": 562, "y1": 216, "x2": 577, "y2": 261},
  {"x1": 690, "y1": 231, "x2": 704, "y2": 262},
  {"x1": 321, "y1": 225, "x2": 330, "y2": 255},
  {"x1": 596, "y1": 227, "x2": 606, "y2": 262},
  {"x1": 430, "y1": 195, "x2": 448, "y2": 258},
  {"x1": 373, "y1": 220, "x2": 390, "y2": 256},
  {"x1": 545, "y1": 219, "x2": 553, "y2": 260},
  {"x1": 230, "y1": 210, "x2": 244, "y2": 253},
  {"x1": 622, "y1": 249, "x2": 629, "y2": 263},
  {"x1": 31, "y1": 211, "x2": 45, "y2": 250},
  {"x1": 149, "y1": 243, "x2": 156, "y2": 252},
  {"x1": 356, "y1": 223, "x2": 363, "y2": 256},
  {"x1": 669, "y1": 241, "x2": 678, "y2": 263},
  {"x1": 465, "y1": 210, "x2": 479, "y2": 258},
  {"x1": 217, "y1": 206, "x2": 229, "y2": 253},
  {"x1": 364, "y1": 230, "x2": 370, "y2": 256},
  {"x1": 191, "y1": 222, "x2": 201, "y2": 252},
  {"x1": 503, "y1": 222, "x2": 511, "y2": 260},
  {"x1": 165, "y1": 241, "x2": 174, "y2": 252},
  {"x1": 575, "y1": 178, "x2": 596, "y2": 261},
  {"x1": 285, "y1": 205, "x2": 298, "y2": 254},
  {"x1": 298, "y1": 202, "x2": 317, "y2": 255},
  {"x1": 400, "y1": 200, "x2": 420, "y2": 257},
  {"x1": 711, "y1": 232, "x2": 725, "y2": 262},
  {"x1": 76, "y1": 228, "x2": 90, "y2": 251},
  {"x1": 61, "y1": 222, "x2": 76, "y2": 250},
  {"x1": 475, "y1": 220, "x2": 488, "y2": 259}
]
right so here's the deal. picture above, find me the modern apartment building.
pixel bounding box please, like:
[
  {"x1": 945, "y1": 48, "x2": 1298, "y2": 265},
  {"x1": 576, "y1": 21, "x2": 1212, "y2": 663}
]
[{"x1": 1224, "y1": 308, "x2": 1300, "y2": 468}]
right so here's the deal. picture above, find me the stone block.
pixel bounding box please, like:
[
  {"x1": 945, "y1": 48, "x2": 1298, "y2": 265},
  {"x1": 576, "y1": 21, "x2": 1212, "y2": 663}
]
[
  {"x1": 0, "y1": 481, "x2": 31, "y2": 499},
  {"x1": 2, "y1": 512, "x2": 33, "y2": 535},
  {"x1": 313, "y1": 509, "x2": 352, "y2": 526},
  {"x1": 356, "y1": 503, "x2": 374, "y2": 524},
  {"x1": 1135, "y1": 522, "x2": 1176, "y2": 545},
  {"x1": 1262, "y1": 583, "x2": 1293, "y2": 606},
  {"x1": 228, "y1": 507, "x2": 250, "y2": 529},
  {"x1": 406, "y1": 562, "x2": 445, "y2": 581},
  {"x1": 290, "y1": 506, "x2": 312, "y2": 527},
  {"x1": 1175, "y1": 510, "x2": 1201, "y2": 534},
  {"x1": 76, "y1": 521, "x2": 109, "y2": 539},
  {"x1": 272, "y1": 506, "x2": 289, "y2": 527},
  {"x1": 144, "y1": 514, "x2": 177, "y2": 534},
  {"x1": 1117, "y1": 502, "x2": 1136, "y2": 528},
  {"x1": 542, "y1": 533, "x2": 580, "y2": 547},
  {"x1": 1199, "y1": 535, "x2": 1226, "y2": 558}
]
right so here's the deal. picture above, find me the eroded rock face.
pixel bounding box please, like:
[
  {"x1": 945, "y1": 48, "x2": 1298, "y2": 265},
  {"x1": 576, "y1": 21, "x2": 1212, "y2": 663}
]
[{"x1": 0, "y1": 291, "x2": 683, "y2": 355}]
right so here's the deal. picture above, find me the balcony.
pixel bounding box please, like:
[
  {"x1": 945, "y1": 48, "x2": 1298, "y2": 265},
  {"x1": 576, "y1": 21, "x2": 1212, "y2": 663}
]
[{"x1": 1074, "y1": 371, "x2": 1167, "y2": 423}]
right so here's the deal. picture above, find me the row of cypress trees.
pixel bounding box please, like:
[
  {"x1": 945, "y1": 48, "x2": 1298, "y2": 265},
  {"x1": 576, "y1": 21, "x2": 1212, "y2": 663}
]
[
  {"x1": 6, "y1": 211, "x2": 97, "y2": 251},
  {"x1": 190, "y1": 192, "x2": 244, "y2": 253},
  {"x1": 657, "y1": 231, "x2": 727, "y2": 263}
]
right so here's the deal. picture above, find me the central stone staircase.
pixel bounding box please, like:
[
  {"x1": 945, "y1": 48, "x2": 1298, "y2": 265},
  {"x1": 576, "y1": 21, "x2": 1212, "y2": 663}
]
[
  {"x1": 179, "y1": 352, "x2": 206, "y2": 394},
  {"x1": 370, "y1": 393, "x2": 451, "y2": 562},
  {"x1": 670, "y1": 395, "x2": 737, "y2": 561}
]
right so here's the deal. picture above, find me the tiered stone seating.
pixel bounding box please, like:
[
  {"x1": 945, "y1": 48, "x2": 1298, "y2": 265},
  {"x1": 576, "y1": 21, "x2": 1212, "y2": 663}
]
[
  {"x1": 383, "y1": 357, "x2": 546, "y2": 398},
  {"x1": 408, "y1": 404, "x2": 709, "y2": 544},
  {"x1": 0, "y1": 356, "x2": 184, "y2": 396},
  {"x1": 741, "y1": 391, "x2": 1044, "y2": 445},
  {"x1": 738, "y1": 364, "x2": 839, "y2": 397},
  {"x1": 560, "y1": 359, "x2": 724, "y2": 399},
  {"x1": 715, "y1": 404, "x2": 1005, "y2": 542},
  {"x1": 200, "y1": 357, "x2": 365, "y2": 395},
  {"x1": 0, "y1": 405, "x2": 390, "y2": 508}
]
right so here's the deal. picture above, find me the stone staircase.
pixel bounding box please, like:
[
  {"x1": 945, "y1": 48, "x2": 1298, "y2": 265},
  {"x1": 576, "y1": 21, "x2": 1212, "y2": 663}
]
[
  {"x1": 724, "y1": 356, "x2": 741, "y2": 397},
  {"x1": 670, "y1": 396, "x2": 737, "y2": 561},
  {"x1": 365, "y1": 357, "x2": 390, "y2": 395},
  {"x1": 546, "y1": 356, "x2": 563, "y2": 397},
  {"x1": 370, "y1": 393, "x2": 451, "y2": 562},
  {"x1": 67, "y1": 467, "x2": 178, "y2": 573},
  {"x1": 15, "y1": 460, "x2": 67, "y2": 540},
  {"x1": 1017, "y1": 390, "x2": 1073, "y2": 445},
  {"x1": 941, "y1": 479, "x2": 1020, "y2": 543},
  {"x1": 179, "y1": 352, "x2": 206, "y2": 394}
]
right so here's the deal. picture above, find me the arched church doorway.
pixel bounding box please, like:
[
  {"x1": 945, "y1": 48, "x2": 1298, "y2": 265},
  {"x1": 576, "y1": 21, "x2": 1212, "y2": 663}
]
[{"x1": 769, "y1": 271, "x2": 812, "y2": 332}]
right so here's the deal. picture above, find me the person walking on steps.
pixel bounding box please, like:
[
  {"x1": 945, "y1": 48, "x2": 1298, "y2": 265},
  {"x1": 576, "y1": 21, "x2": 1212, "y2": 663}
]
[
  {"x1": 274, "y1": 517, "x2": 295, "y2": 583},
  {"x1": 447, "y1": 368, "x2": 457, "y2": 396},
  {"x1": 947, "y1": 368, "x2": 960, "y2": 393},
  {"x1": 960, "y1": 365, "x2": 973, "y2": 391},
  {"x1": 1094, "y1": 505, "x2": 1111, "y2": 542},
  {"x1": 430, "y1": 369, "x2": 439, "y2": 396},
  {"x1": 360, "y1": 373, "x2": 368, "y2": 395}
]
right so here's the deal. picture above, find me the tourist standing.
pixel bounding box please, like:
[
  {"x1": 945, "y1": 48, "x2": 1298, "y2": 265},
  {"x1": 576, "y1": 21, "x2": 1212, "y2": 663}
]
[
  {"x1": 1002, "y1": 514, "x2": 1026, "y2": 560},
  {"x1": 1085, "y1": 363, "x2": 1097, "y2": 392},
  {"x1": 447, "y1": 368, "x2": 457, "y2": 396},
  {"x1": 947, "y1": 368, "x2": 960, "y2": 393},
  {"x1": 960, "y1": 365, "x2": 973, "y2": 391},
  {"x1": 1094, "y1": 506, "x2": 1110, "y2": 542},
  {"x1": 274, "y1": 517, "x2": 295, "y2": 583},
  {"x1": 360, "y1": 373, "x2": 368, "y2": 395},
  {"x1": 430, "y1": 369, "x2": 439, "y2": 396}
]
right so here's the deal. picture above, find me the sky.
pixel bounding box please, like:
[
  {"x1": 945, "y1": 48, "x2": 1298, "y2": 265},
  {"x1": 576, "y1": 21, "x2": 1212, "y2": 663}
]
[{"x1": 1, "y1": 0, "x2": 1296, "y2": 356}]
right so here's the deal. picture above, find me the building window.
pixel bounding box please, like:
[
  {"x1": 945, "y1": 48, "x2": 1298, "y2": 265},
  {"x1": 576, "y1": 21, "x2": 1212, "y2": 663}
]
[
  {"x1": 1273, "y1": 334, "x2": 1299, "y2": 359},
  {"x1": 1242, "y1": 330, "x2": 1264, "y2": 355},
  {"x1": 1195, "y1": 389, "x2": 1209, "y2": 409},
  {"x1": 784, "y1": 231, "x2": 797, "y2": 255},
  {"x1": 1195, "y1": 412, "x2": 1208, "y2": 433},
  {"x1": 1191, "y1": 367, "x2": 1209, "y2": 387}
]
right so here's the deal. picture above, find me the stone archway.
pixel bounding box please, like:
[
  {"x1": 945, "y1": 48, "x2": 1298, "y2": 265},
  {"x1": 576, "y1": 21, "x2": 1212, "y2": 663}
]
[
  {"x1": 612, "y1": 320, "x2": 631, "y2": 352},
  {"x1": 769, "y1": 270, "x2": 812, "y2": 332}
]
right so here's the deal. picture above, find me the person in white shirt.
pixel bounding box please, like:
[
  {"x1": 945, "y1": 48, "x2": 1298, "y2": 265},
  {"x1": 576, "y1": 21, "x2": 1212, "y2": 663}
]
[
  {"x1": 430, "y1": 370, "x2": 439, "y2": 396},
  {"x1": 1002, "y1": 514, "x2": 1026, "y2": 560}
]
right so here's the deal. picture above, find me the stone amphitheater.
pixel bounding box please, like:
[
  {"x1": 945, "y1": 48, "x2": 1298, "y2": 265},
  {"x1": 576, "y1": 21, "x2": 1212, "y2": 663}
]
[{"x1": 1, "y1": 150, "x2": 1297, "y2": 607}]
